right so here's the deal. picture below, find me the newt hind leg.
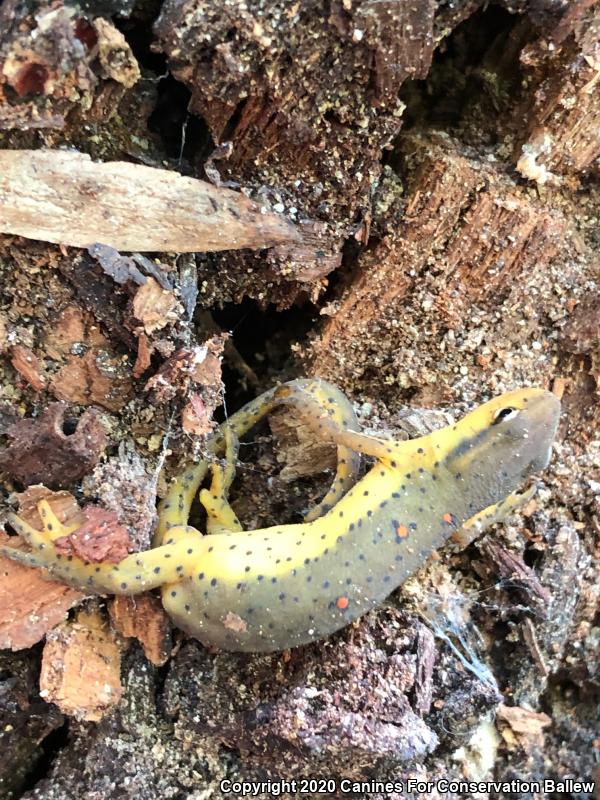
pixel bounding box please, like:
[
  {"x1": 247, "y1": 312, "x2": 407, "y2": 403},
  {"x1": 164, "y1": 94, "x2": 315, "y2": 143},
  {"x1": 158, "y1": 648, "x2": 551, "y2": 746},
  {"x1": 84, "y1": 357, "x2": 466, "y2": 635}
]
[
  {"x1": 199, "y1": 426, "x2": 244, "y2": 534},
  {"x1": 7, "y1": 499, "x2": 80, "y2": 547},
  {"x1": 1, "y1": 501, "x2": 204, "y2": 595}
]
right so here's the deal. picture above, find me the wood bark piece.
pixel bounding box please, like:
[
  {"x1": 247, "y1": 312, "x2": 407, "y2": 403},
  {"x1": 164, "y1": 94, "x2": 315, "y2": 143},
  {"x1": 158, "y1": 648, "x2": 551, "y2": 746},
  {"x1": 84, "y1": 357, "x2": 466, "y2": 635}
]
[
  {"x1": 54, "y1": 505, "x2": 131, "y2": 564},
  {"x1": 9, "y1": 344, "x2": 46, "y2": 391},
  {"x1": 40, "y1": 608, "x2": 123, "y2": 721},
  {"x1": 44, "y1": 304, "x2": 134, "y2": 412},
  {"x1": 269, "y1": 408, "x2": 337, "y2": 482},
  {"x1": 0, "y1": 149, "x2": 301, "y2": 253},
  {"x1": 414, "y1": 624, "x2": 436, "y2": 715},
  {"x1": 496, "y1": 704, "x2": 551, "y2": 752},
  {"x1": 131, "y1": 277, "x2": 181, "y2": 334}
]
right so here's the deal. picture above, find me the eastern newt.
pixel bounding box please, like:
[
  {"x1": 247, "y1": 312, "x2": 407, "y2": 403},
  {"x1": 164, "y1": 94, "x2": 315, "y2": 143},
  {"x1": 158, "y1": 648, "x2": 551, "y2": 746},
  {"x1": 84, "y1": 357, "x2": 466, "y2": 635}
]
[{"x1": 0, "y1": 380, "x2": 560, "y2": 652}]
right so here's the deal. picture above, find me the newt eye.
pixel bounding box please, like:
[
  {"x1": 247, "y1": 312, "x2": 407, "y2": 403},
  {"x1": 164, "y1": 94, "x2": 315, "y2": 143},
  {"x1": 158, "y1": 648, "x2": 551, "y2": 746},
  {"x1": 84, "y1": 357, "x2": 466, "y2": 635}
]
[{"x1": 493, "y1": 407, "x2": 519, "y2": 424}]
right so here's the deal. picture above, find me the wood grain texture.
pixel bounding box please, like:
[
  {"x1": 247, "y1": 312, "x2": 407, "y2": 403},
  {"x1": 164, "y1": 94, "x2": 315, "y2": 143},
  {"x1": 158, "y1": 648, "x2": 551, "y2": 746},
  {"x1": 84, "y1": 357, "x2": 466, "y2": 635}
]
[{"x1": 0, "y1": 149, "x2": 301, "y2": 252}]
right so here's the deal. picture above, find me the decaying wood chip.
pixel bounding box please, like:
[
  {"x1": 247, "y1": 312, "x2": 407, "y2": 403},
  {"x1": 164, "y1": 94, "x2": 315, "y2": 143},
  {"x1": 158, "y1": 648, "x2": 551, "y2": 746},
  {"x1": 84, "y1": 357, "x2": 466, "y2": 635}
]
[
  {"x1": 109, "y1": 595, "x2": 171, "y2": 666},
  {"x1": 131, "y1": 277, "x2": 181, "y2": 334},
  {"x1": 0, "y1": 488, "x2": 86, "y2": 650},
  {"x1": 44, "y1": 304, "x2": 133, "y2": 412},
  {"x1": 133, "y1": 331, "x2": 152, "y2": 378},
  {"x1": 182, "y1": 394, "x2": 213, "y2": 437},
  {"x1": 0, "y1": 149, "x2": 301, "y2": 252},
  {"x1": 521, "y1": 617, "x2": 549, "y2": 677},
  {"x1": 269, "y1": 408, "x2": 337, "y2": 481},
  {"x1": 413, "y1": 624, "x2": 436, "y2": 715},
  {"x1": 496, "y1": 704, "x2": 551, "y2": 752},
  {"x1": 0, "y1": 404, "x2": 107, "y2": 488},
  {"x1": 552, "y1": 377, "x2": 568, "y2": 399},
  {"x1": 271, "y1": 221, "x2": 342, "y2": 282},
  {"x1": 44, "y1": 305, "x2": 107, "y2": 359},
  {"x1": 40, "y1": 608, "x2": 123, "y2": 721},
  {"x1": 51, "y1": 348, "x2": 133, "y2": 412},
  {"x1": 93, "y1": 17, "x2": 140, "y2": 88},
  {"x1": 10, "y1": 344, "x2": 46, "y2": 391},
  {"x1": 15, "y1": 486, "x2": 84, "y2": 528}
]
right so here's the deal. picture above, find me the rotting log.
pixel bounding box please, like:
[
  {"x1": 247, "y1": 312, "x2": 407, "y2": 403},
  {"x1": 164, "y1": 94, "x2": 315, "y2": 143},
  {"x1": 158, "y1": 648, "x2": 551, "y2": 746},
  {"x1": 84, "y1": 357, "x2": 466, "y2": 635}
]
[
  {"x1": 304, "y1": 133, "x2": 573, "y2": 407},
  {"x1": 0, "y1": 0, "x2": 599, "y2": 797}
]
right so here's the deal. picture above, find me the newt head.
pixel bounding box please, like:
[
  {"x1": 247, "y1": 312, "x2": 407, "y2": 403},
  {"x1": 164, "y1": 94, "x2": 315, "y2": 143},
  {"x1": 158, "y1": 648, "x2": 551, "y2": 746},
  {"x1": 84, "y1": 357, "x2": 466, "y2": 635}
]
[{"x1": 438, "y1": 388, "x2": 561, "y2": 510}]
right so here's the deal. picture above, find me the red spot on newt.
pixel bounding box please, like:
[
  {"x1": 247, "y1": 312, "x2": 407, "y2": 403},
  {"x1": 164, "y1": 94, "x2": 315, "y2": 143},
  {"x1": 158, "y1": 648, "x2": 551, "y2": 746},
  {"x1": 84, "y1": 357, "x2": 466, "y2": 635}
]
[
  {"x1": 443, "y1": 513, "x2": 453, "y2": 524},
  {"x1": 336, "y1": 595, "x2": 349, "y2": 610},
  {"x1": 394, "y1": 523, "x2": 409, "y2": 538}
]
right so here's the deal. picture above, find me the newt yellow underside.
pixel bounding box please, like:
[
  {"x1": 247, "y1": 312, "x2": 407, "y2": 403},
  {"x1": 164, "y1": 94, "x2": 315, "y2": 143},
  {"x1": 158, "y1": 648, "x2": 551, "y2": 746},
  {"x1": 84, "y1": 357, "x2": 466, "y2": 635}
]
[{"x1": 1, "y1": 379, "x2": 560, "y2": 652}]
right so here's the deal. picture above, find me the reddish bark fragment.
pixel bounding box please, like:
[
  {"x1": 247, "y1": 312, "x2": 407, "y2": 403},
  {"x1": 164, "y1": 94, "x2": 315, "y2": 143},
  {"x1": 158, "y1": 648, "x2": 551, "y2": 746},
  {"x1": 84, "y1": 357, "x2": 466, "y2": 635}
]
[
  {"x1": 182, "y1": 394, "x2": 212, "y2": 437},
  {"x1": 10, "y1": 344, "x2": 46, "y2": 391},
  {"x1": 54, "y1": 505, "x2": 131, "y2": 564},
  {"x1": 50, "y1": 349, "x2": 133, "y2": 412},
  {"x1": 131, "y1": 277, "x2": 181, "y2": 334},
  {"x1": 133, "y1": 332, "x2": 152, "y2": 378}
]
